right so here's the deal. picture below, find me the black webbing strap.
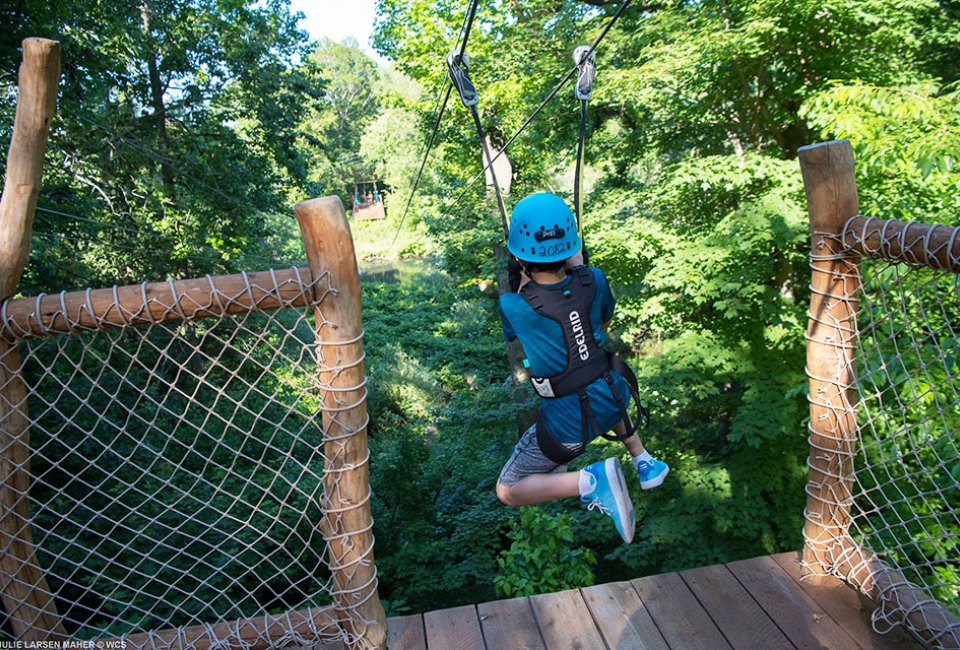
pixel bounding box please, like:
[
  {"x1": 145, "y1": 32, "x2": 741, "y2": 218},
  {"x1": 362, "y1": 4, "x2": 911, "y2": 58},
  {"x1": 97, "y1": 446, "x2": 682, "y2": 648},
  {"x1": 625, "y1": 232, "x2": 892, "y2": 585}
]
[
  {"x1": 447, "y1": 51, "x2": 510, "y2": 241},
  {"x1": 508, "y1": 257, "x2": 523, "y2": 293},
  {"x1": 607, "y1": 353, "x2": 651, "y2": 435},
  {"x1": 574, "y1": 98, "x2": 587, "y2": 239},
  {"x1": 573, "y1": 45, "x2": 595, "y2": 263},
  {"x1": 534, "y1": 354, "x2": 651, "y2": 465},
  {"x1": 575, "y1": 102, "x2": 591, "y2": 267}
]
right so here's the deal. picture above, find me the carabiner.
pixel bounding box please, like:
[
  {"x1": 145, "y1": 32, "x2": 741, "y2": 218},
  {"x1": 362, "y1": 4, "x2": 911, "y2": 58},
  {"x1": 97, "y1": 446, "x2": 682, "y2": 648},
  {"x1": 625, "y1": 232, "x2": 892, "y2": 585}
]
[
  {"x1": 572, "y1": 45, "x2": 596, "y2": 101},
  {"x1": 447, "y1": 50, "x2": 478, "y2": 107}
]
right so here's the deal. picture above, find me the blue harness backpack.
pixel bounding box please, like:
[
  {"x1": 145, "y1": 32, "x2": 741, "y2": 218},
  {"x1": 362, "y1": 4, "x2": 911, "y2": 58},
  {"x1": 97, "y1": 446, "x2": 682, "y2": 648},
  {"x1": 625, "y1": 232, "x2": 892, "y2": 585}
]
[{"x1": 520, "y1": 266, "x2": 650, "y2": 464}]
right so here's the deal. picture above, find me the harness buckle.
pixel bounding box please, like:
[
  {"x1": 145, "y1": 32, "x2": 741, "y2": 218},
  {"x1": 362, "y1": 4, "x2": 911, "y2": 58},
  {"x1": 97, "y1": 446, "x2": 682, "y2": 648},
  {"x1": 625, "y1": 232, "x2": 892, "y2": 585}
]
[
  {"x1": 447, "y1": 50, "x2": 478, "y2": 107},
  {"x1": 530, "y1": 376, "x2": 556, "y2": 398},
  {"x1": 572, "y1": 45, "x2": 596, "y2": 101}
]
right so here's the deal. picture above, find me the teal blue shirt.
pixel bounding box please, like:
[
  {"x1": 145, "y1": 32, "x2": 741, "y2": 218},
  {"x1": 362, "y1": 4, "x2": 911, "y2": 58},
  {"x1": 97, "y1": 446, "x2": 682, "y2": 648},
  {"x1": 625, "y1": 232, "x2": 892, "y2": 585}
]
[{"x1": 498, "y1": 267, "x2": 631, "y2": 444}]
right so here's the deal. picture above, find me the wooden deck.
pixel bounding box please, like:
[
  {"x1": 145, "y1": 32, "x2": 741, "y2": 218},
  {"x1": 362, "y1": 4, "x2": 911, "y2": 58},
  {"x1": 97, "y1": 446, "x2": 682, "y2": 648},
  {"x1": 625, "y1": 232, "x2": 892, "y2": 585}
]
[{"x1": 384, "y1": 552, "x2": 924, "y2": 650}]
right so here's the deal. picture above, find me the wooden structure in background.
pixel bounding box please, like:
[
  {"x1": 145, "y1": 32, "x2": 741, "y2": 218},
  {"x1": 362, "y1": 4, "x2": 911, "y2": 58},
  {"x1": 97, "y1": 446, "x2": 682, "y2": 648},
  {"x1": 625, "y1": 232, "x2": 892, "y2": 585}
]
[{"x1": 352, "y1": 181, "x2": 385, "y2": 221}]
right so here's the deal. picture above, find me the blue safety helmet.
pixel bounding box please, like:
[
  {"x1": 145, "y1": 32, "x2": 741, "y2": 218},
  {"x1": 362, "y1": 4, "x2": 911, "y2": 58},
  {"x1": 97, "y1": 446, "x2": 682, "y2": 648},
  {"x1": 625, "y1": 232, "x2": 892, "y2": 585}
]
[{"x1": 507, "y1": 193, "x2": 580, "y2": 263}]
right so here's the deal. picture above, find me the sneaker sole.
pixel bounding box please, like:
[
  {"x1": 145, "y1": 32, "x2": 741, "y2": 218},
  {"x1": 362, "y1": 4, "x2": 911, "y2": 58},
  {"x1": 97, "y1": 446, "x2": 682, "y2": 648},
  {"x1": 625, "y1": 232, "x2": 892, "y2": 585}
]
[
  {"x1": 640, "y1": 464, "x2": 669, "y2": 490},
  {"x1": 604, "y1": 458, "x2": 635, "y2": 544}
]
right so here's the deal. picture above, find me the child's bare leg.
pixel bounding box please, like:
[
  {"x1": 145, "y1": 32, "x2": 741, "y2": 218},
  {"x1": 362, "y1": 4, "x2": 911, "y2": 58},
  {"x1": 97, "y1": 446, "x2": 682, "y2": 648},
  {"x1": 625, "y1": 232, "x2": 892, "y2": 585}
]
[
  {"x1": 496, "y1": 472, "x2": 579, "y2": 507},
  {"x1": 613, "y1": 420, "x2": 646, "y2": 457}
]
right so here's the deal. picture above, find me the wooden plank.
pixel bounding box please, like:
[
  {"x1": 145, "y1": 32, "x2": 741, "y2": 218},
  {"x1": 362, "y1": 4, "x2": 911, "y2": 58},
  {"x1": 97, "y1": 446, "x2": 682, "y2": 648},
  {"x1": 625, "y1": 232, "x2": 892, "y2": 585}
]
[
  {"x1": 771, "y1": 552, "x2": 923, "y2": 650},
  {"x1": 301, "y1": 639, "x2": 346, "y2": 650},
  {"x1": 727, "y1": 555, "x2": 860, "y2": 650},
  {"x1": 581, "y1": 581, "x2": 669, "y2": 650},
  {"x1": 529, "y1": 588, "x2": 606, "y2": 650},
  {"x1": 478, "y1": 597, "x2": 544, "y2": 650},
  {"x1": 630, "y1": 572, "x2": 732, "y2": 650},
  {"x1": 387, "y1": 614, "x2": 426, "y2": 650},
  {"x1": 679, "y1": 562, "x2": 793, "y2": 650},
  {"x1": 423, "y1": 605, "x2": 484, "y2": 650}
]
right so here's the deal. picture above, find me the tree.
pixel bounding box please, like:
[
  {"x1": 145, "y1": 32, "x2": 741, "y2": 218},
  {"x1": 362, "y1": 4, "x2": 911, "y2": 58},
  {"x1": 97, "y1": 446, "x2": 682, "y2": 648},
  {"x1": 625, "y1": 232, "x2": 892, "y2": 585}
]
[
  {"x1": 1, "y1": 0, "x2": 316, "y2": 291},
  {"x1": 300, "y1": 38, "x2": 382, "y2": 206}
]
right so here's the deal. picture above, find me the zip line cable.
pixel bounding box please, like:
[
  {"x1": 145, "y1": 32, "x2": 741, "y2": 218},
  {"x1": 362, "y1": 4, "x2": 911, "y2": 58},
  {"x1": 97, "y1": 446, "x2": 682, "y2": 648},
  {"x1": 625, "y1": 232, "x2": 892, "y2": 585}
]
[
  {"x1": 58, "y1": 107, "x2": 272, "y2": 215},
  {"x1": 30, "y1": 112, "x2": 292, "y2": 267},
  {"x1": 389, "y1": 82, "x2": 453, "y2": 247},
  {"x1": 35, "y1": 206, "x2": 141, "y2": 235},
  {"x1": 30, "y1": 230, "x2": 236, "y2": 266},
  {"x1": 35, "y1": 194, "x2": 290, "y2": 269},
  {"x1": 31, "y1": 228, "x2": 296, "y2": 269},
  {"x1": 459, "y1": 0, "x2": 480, "y2": 56},
  {"x1": 389, "y1": 0, "x2": 480, "y2": 246},
  {"x1": 437, "y1": 0, "x2": 632, "y2": 223}
]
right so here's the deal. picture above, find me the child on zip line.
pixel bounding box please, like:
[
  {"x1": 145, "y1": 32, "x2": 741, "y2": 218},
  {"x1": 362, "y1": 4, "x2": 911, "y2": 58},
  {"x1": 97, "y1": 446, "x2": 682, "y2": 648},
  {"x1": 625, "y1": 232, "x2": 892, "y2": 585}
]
[{"x1": 495, "y1": 192, "x2": 668, "y2": 543}]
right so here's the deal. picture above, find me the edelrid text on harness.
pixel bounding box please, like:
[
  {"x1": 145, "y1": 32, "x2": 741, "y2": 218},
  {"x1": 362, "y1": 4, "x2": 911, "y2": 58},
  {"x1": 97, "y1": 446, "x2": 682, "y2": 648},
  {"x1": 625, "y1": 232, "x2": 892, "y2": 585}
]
[{"x1": 520, "y1": 266, "x2": 650, "y2": 464}]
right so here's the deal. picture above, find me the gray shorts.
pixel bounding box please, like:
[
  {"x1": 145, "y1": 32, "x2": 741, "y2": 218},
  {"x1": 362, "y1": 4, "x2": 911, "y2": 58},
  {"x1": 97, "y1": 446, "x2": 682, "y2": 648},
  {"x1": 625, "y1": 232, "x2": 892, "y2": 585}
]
[{"x1": 497, "y1": 423, "x2": 581, "y2": 486}]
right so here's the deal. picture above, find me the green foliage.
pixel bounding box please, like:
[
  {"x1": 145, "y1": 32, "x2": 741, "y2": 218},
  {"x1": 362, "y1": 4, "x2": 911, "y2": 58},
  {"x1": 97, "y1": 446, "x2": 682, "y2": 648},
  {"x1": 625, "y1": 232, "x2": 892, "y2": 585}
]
[
  {"x1": 300, "y1": 38, "x2": 383, "y2": 205},
  {"x1": 2, "y1": 0, "x2": 959, "y2": 626},
  {"x1": 22, "y1": 312, "x2": 328, "y2": 638},
  {"x1": 801, "y1": 82, "x2": 960, "y2": 223},
  {"x1": 494, "y1": 508, "x2": 596, "y2": 598},
  {"x1": 366, "y1": 0, "x2": 960, "y2": 616},
  {"x1": 2, "y1": 0, "x2": 316, "y2": 290}
]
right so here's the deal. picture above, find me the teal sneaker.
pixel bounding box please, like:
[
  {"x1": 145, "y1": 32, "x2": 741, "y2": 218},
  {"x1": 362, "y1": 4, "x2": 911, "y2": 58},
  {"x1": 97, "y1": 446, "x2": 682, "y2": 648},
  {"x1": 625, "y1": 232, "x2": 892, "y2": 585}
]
[
  {"x1": 636, "y1": 457, "x2": 669, "y2": 490},
  {"x1": 580, "y1": 458, "x2": 635, "y2": 543}
]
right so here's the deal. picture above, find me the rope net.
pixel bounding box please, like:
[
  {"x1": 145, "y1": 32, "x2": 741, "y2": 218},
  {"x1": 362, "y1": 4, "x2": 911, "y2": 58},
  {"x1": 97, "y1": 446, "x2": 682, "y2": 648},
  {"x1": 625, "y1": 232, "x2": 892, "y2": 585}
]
[
  {"x1": 807, "y1": 217, "x2": 960, "y2": 646},
  {"x1": 0, "y1": 268, "x2": 376, "y2": 648}
]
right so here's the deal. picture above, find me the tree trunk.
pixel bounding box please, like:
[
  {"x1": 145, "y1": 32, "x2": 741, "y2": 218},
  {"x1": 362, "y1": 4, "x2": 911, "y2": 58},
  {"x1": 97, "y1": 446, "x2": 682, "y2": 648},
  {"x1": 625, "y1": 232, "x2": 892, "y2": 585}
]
[{"x1": 140, "y1": 0, "x2": 174, "y2": 190}]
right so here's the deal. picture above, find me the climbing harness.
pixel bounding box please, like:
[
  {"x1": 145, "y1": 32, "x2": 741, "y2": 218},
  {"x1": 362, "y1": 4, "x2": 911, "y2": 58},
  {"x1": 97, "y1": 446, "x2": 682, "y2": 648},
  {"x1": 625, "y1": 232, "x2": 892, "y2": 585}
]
[{"x1": 520, "y1": 266, "x2": 650, "y2": 464}]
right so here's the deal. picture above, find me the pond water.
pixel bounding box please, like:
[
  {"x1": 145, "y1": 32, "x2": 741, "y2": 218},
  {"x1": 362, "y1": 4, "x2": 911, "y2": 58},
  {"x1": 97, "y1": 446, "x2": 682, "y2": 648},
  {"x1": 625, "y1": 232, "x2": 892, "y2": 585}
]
[{"x1": 358, "y1": 258, "x2": 446, "y2": 285}]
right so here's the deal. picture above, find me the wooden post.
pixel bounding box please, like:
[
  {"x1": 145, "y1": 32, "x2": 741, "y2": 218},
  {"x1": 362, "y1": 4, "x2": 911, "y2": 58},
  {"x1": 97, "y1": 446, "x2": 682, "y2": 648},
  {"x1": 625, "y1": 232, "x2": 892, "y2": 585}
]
[
  {"x1": 0, "y1": 38, "x2": 65, "y2": 640},
  {"x1": 797, "y1": 140, "x2": 862, "y2": 581},
  {"x1": 295, "y1": 196, "x2": 386, "y2": 650},
  {"x1": 0, "y1": 38, "x2": 60, "y2": 299}
]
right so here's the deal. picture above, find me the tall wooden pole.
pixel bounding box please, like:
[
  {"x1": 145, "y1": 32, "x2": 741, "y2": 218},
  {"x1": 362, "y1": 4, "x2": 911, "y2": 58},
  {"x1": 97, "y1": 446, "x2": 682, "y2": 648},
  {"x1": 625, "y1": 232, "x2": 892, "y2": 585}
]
[
  {"x1": 797, "y1": 140, "x2": 861, "y2": 581},
  {"x1": 0, "y1": 38, "x2": 65, "y2": 640},
  {"x1": 295, "y1": 196, "x2": 386, "y2": 650},
  {"x1": 0, "y1": 38, "x2": 60, "y2": 295}
]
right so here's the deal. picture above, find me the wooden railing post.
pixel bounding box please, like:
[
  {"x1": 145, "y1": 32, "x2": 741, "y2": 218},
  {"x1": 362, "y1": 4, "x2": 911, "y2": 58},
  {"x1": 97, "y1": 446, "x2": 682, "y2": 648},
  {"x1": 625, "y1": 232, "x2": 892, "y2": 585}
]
[
  {"x1": 797, "y1": 140, "x2": 862, "y2": 581},
  {"x1": 295, "y1": 196, "x2": 386, "y2": 650},
  {"x1": 0, "y1": 37, "x2": 65, "y2": 640}
]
